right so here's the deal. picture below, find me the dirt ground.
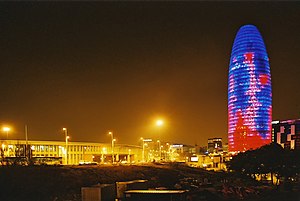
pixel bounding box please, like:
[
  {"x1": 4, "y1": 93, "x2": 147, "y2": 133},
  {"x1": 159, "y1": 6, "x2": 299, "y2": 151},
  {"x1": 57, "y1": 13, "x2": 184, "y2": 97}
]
[{"x1": 0, "y1": 163, "x2": 298, "y2": 201}]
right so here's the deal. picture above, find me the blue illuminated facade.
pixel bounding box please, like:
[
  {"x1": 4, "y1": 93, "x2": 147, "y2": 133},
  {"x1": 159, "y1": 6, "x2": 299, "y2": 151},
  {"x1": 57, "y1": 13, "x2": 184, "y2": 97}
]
[{"x1": 228, "y1": 25, "x2": 272, "y2": 152}]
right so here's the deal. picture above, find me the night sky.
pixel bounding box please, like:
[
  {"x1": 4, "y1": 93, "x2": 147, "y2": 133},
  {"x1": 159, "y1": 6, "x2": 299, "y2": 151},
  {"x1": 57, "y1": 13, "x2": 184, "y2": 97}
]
[{"x1": 1, "y1": 2, "x2": 300, "y2": 146}]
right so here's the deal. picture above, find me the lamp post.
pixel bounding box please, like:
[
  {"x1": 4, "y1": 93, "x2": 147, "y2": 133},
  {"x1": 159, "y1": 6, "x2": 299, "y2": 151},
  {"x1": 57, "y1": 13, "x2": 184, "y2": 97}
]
[
  {"x1": 166, "y1": 143, "x2": 170, "y2": 161},
  {"x1": 128, "y1": 149, "x2": 131, "y2": 163},
  {"x1": 25, "y1": 125, "x2": 29, "y2": 160},
  {"x1": 140, "y1": 138, "x2": 152, "y2": 162},
  {"x1": 62, "y1": 128, "x2": 70, "y2": 165},
  {"x1": 101, "y1": 147, "x2": 107, "y2": 164},
  {"x1": 157, "y1": 140, "x2": 161, "y2": 161},
  {"x1": 140, "y1": 137, "x2": 145, "y2": 162},
  {"x1": 2, "y1": 127, "x2": 10, "y2": 140},
  {"x1": 108, "y1": 131, "x2": 115, "y2": 164},
  {"x1": 155, "y1": 119, "x2": 164, "y2": 161}
]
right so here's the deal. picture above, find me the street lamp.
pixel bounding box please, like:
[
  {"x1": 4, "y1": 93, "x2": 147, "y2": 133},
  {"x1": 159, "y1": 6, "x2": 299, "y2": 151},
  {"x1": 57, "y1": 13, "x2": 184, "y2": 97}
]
[
  {"x1": 140, "y1": 138, "x2": 152, "y2": 162},
  {"x1": 101, "y1": 147, "x2": 107, "y2": 164},
  {"x1": 128, "y1": 149, "x2": 131, "y2": 163},
  {"x1": 166, "y1": 142, "x2": 170, "y2": 161},
  {"x1": 155, "y1": 119, "x2": 164, "y2": 161},
  {"x1": 108, "y1": 131, "x2": 116, "y2": 164},
  {"x1": 157, "y1": 140, "x2": 161, "y2": 161},
  {"x1": 140, "y1": 137, "x2": 145, "y2": 162},
  {"x1": 2, "y1": 127, "x2": 10, "y2": 140},
  {"x1": 62, "y1": 128, "x2": 70, "y2": 165}
]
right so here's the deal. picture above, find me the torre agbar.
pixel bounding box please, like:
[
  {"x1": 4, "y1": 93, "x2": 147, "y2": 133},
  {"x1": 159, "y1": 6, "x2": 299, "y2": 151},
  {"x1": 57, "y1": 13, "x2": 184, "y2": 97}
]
[{"x1": 228, "y1": 25, "x2": 272, "y2": 152}]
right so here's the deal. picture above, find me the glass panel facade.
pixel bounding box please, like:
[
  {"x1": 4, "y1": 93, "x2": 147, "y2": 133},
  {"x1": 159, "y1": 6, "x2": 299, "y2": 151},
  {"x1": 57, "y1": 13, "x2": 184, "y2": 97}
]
[{"x1": 228, "y1": 25, "x2": 272, "y2": 152}]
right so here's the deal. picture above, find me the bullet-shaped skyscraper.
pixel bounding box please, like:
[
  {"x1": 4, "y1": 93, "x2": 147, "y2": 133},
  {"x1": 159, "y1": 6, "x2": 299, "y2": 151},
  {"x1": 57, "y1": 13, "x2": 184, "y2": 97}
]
[{"x1": 228, "y1": 25, "x2": 272, "y2": 152}]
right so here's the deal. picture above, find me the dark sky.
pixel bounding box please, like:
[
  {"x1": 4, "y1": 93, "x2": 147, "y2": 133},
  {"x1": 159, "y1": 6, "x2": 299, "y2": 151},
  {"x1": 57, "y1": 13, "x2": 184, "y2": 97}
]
[{"x1": 0, "y1": 2, "x2": 300, "y2": 146}]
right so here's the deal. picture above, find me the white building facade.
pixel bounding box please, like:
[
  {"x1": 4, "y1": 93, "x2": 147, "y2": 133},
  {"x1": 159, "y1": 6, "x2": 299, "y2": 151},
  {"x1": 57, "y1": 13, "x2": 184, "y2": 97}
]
[{"x1": 0, "y1": 140, "x2": 142, "y2": 165}]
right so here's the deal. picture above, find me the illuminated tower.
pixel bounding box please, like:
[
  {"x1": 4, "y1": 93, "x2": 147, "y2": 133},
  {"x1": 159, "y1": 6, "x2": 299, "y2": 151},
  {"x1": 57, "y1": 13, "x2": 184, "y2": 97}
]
[{"x1": 228, "y1": 25, "x2": 272, "y2": 152}]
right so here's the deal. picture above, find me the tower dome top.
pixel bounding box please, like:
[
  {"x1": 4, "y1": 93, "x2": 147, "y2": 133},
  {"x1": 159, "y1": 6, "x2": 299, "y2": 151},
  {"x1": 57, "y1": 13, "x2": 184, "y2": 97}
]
[{"x1": 230, "y1": 24, "x2": 267, "y2": 61}]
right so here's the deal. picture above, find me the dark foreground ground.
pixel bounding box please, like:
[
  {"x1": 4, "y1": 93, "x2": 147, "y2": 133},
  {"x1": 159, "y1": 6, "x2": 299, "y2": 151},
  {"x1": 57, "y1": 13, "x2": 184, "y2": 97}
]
[{"x1": 0, "y1": 163, "x2": 299, "y2": 201}]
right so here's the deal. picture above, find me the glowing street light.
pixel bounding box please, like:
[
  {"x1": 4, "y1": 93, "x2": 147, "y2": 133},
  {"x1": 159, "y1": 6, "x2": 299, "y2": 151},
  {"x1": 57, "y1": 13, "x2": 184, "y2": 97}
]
[
  {"x1": 2, "y1": 127, "x2": 11, "y2": 140},
  {"x1": 156, "y1": 119, "x2": 164, "y2": 127},
  {"x1": 155, "y1": 119, "x2": 164, "y2": 161},
  {"x1": 62, "y1": 128, "x2": 70, "y2": 165}
]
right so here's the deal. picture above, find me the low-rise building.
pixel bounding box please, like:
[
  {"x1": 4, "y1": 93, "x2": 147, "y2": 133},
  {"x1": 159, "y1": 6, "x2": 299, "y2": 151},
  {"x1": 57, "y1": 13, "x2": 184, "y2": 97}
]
[
  {"x1": 187, "y1": 152, "x2": 231, "y2": 171},
  {"x1": 207, "y1": 138, "x2": 223, "y2": 153},
  {"x1": 0, "y1": 139, "x2": 142, "y2": 165}
]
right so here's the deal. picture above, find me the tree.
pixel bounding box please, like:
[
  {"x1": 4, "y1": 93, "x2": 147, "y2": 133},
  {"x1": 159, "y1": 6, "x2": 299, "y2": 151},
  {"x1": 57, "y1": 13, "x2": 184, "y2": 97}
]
[{"x1": 227, "y1": 143, "x2": 286, "y2": 185}]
